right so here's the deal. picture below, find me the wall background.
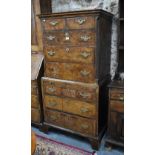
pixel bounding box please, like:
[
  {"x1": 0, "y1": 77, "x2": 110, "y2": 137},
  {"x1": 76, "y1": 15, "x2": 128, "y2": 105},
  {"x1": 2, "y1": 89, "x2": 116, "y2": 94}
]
[{"x1": 52, "y1": 0, "x2": 119, "y2": 80}]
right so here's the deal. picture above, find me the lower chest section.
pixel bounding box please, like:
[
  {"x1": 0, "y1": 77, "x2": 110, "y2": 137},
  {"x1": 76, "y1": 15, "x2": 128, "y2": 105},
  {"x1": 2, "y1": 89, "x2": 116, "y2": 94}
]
[{"x1": 42, "y1": 77, "x2": 99, "y2": 136}]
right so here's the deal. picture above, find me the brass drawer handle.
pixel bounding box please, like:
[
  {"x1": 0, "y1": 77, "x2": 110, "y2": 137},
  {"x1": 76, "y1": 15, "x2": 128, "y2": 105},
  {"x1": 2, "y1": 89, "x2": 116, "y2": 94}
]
[
  {"x1": 50, "y1": 115, "x2": 57, "y2": 121},
  {"x1": 81, "y1": 124, "x2": 89, "y2": 129},
  {"x1": 80, "y1": 52, "x2": 90, "y2": 58},
  {"x1": 80, "y1": 70, "x2": 90, "y2": 76},
  {"x1": 79, "y1": 92, "x2": 91, "y2": 98},
  {"x1": 75, "y1": 18, "x2": 86, "y2": 25},
  {"x1": 49, "y1": 102, "x2": 57, "y2": 107},
  {"x1": 80, "y1": 35, "x2": 91, "y2": 42},
  {"x1": 50, "y1": 21, "x2": 59, "y2": 26},
  {"x1": 119, "y1": 97, "x2": 124, "y2": 101},
  {"x1": 48, "y1": 51, "x2": 55, "y2": 56},
  {"x1": 47, "y1": 35, "x2": 56, "y2": 41},
  {"x1": 80, "y1": 107, "x2": 89, "y2": 113},
  {"x1": 48, "y1": 87, "x2": 56, "y2": 93}
]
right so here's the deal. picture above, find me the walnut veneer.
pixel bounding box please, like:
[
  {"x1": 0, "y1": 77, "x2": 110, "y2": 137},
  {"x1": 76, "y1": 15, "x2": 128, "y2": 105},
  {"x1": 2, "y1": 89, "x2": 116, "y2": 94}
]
[{"x1": 39, "y1": 10, "x2": 113, "y2": 150}]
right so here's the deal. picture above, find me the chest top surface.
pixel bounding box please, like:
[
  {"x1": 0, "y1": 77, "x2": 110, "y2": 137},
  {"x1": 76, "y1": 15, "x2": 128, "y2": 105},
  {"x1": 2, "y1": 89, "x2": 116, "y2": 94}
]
[{"x1": 39, "y1": 9, "x2": 113, "y2": 18}]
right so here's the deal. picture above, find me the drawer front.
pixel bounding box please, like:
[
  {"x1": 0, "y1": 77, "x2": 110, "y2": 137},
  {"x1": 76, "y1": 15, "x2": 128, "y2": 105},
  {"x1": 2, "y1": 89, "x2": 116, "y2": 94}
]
[
  {"x1": 66, "y1": 16, "x2": 95, "y2": 29},
  {"x1": 45, "y1": 62, "x2": 95, "y2": 83},
  {"x1": 43, "y1": 30, "x2": 95, "y2": 46},
  {"x1": 110, "y1": 100, "x2": 124, "y2": 113},
  {"x1": 42, "y1": 78, "x2": 98, "y2": 102},
  {"x1": 44, "y1": 95, "x2": 63, "y2": 111},
  {"x1": 110, "y1": 89, "x2": 124, "y2": 101},
  {"x1": 44, "y1": 110, "x2": 64, "y2": 127},
  {"x1": 31, "y1": 95, "x2": 40, "y2": 108},
  {"x1": 31, "y1": 81, "x2": 38, "y2": 95},
  {"x1": 63, "y1": 98, "x2": 96, "y2": 118},
  {"x1": 31, "y1": 108, "x2": 41, "y2": 123},
  {"x1": 42, "y1": 18, "x2": 65, "y2": 31},
  {"x1": 65, "y1": 114, "x2": 96, "y2": 136},
  {"x1": 44, "y1": 46, "x2": 94, "y2": 64}
]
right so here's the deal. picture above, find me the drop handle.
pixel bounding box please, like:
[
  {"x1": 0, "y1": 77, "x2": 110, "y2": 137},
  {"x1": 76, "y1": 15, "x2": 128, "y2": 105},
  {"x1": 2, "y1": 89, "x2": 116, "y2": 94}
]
[
  {"x1": 48, "y1": 102, "x2": 57, "y2": 107},
  {"x1": 50, "y1": 115, "x2": 57, "y2": 121},
  {"x1": 81, "y1": 124, "x2": 89, "y2": 129},
  {"x1": 80, "y1": 70, "x2": 90, "y2": 76},
  {"x1": 119, "y1": 97, "x2": 124, "y2": 101},
  {"x1": 79, "y1": 92, "x2": 91, "y2": 98},
  {"x1": 80, "y1": 35, "x2": 91, "y2": 42},
  {"x1": 47, "y1": 35, "x2": 56, "y2": 41},
  {"x1": 80, "y1": 107, "x2": 89, "y2": 113},
  {"x1": 48, "y1": 87, "x2": 56, "y2": 93},
  {"x1": 50, "y1": 21, "x2": 59, "y2": 26},
  {"x1": 80, "y1": 52, "x2": 90, "y2": 58},
  {"x1": 75, "y1": 18, "x2": 86, "y2": 25},
  {"x1": 48, "y1": 51, "x2": 55, "y2": 56}
]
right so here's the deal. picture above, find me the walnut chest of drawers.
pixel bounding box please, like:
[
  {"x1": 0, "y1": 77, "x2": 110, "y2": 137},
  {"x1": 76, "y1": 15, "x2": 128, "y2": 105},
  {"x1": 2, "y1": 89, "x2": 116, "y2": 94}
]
[
  {"x1": 39, "y1": 10, "x2": 113, "y2": 150},
  {"x1": 105, "y1": 80, "x2": 124, "y2": 147},
  {"x1": 31, "y1": 52, "x2": 44, "y2": 126}
]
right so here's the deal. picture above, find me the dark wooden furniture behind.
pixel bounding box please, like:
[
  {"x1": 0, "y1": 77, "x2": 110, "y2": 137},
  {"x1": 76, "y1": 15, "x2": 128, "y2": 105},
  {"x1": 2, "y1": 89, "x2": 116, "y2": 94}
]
[
  {"x1": 39, "y1": 10, "x2": 113, "y2": 150},
  {"x1": 105, "y1": 0, "x2": 124, "y2": 147},
  {"x1": 106, "y1": 81, "x2": 124, "y2": 147},
  {"x1": 39, "y1": 0, "x2": 52, "y2": 14},
  {"x1": 31, "y1": 52, "x2": 44, "y2": 126},
  {"x1": 118, "y1": 0, "x2": 124, "y2": 73},
  {"x1": 31, "y1": 0, "x2": 43, "y2": 52}
]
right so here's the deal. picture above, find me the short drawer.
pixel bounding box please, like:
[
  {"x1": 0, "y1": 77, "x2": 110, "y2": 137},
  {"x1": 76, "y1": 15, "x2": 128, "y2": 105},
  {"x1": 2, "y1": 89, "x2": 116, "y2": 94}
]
[
  {"x1": 63, "y1": 98, "x2": 96, "y2": 118},
  {"x1": 44, "y1": 110, "x2": 64, "y2": 127},
  {"x1": 44, "y1": 95, "x2": 63, "y2": 111},
  {"x1": 42, "y1": 77, "x2": 98, "y2": 102},
  {"x1": 66, "y1": 16, "x2": 95, "y2": 29},
  {"x1": 31, "y1": 108, "x2": 41, "y2": 123},
  {"x1": 110, "y1": 89, "x2": 124, "y2": 101},
  {"x1": 65, "y1": 114, "x2": 96, "y2": 136},
  {"x1": 31, "y1": 81, "x2": 38, "y2": 95},
  {"x1": 42, "y1": 18, "x2": 65, "y2": 31},
  {"x1": 31, "y1": 95, "x2": 40, "y2": 108},
  {"x1": 43, "y1": 30, "x2": 96, "y2": 46},
  {"x1": 110, "y1": 100, "x2": 124, "y2": 113},
  {"x1": 45, "y1": 62, "x2": 95, "y2": 83},
  {"x1": 44, "y1": 46, "x2": 94, "y2": 64}
]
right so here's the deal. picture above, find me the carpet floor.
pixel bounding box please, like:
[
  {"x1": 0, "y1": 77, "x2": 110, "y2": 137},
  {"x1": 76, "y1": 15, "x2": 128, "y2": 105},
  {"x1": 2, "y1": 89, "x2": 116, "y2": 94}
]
[
  {"x1": 32, "y1": 127, "x2": 124, "y2": 155},
  {"x1": 34, "y1": 134, "x2": 96, "y2": 155}
]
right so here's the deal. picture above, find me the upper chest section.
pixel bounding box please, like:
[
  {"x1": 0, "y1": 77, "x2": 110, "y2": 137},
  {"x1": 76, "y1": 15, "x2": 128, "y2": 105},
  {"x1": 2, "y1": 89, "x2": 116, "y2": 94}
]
[{"x1": 39, "y1": 10, "x2": 113, "y2": 33}]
